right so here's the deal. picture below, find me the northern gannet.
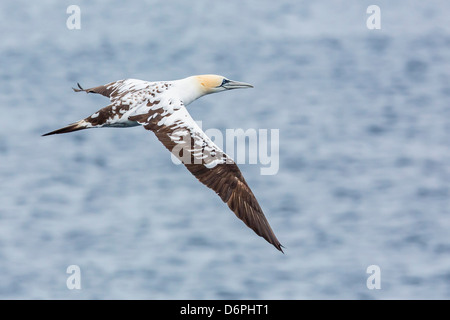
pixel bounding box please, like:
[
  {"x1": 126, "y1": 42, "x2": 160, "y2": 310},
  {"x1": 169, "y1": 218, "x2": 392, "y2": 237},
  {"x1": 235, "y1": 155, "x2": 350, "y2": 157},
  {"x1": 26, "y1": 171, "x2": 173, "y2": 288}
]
[{"x1": 43, "y1": 75, "x2": 283, "y2": 252}]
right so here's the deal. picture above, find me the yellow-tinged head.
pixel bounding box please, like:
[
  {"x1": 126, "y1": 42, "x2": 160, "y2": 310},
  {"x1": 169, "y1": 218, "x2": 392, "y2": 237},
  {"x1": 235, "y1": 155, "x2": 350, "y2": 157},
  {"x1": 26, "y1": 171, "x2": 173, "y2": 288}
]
[
  {"x1": 175, "y1": 75, "x2": 254, "y2": 105},
  {"x1": 193, "y1": 74, "x2": 253, "y2": 94}
]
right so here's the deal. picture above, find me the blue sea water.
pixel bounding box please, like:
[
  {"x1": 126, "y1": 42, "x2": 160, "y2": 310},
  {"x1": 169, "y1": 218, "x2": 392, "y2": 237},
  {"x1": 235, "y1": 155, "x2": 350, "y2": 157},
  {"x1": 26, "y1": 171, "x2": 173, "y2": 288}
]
[{"x1": 0, "y1": 0, "x2": 450, "y2": 299}]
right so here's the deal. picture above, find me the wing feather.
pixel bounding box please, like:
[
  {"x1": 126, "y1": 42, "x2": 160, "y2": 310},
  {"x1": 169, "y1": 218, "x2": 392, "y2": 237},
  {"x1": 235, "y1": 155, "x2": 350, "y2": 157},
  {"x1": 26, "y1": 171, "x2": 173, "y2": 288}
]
[{"x1": 129, "y1": 100, "x2": 283, "y2": 252}]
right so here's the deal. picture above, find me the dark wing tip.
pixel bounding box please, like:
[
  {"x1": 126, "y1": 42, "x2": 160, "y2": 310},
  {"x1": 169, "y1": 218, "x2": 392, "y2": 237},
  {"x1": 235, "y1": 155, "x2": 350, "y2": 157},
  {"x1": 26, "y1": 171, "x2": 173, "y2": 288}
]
[
  {"x1": 42, "y1": 122, "x2": 85, "y2": 136},
  {"x1": 72, "y1": 82, "x2": 85, "y2": 92},
  {"x1": 268, "y1": 234, "x2": 284, "y2": 253}
]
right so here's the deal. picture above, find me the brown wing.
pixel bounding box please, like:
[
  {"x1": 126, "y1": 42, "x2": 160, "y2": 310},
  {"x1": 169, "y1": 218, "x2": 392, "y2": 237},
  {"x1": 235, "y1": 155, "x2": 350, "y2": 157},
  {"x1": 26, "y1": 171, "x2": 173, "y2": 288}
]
[
  {"x1": 72, "y1": 81, "x2": 119, "y2": 97},
  {"x1": 73, "y1": 79, "x2": 163, "y2": 98},
  {"x1": 43, "y1": 80, "x2": 166, "y2": 135},
  {"x1": 129, "y1": 101, "x2": 283, "y2": 252}
]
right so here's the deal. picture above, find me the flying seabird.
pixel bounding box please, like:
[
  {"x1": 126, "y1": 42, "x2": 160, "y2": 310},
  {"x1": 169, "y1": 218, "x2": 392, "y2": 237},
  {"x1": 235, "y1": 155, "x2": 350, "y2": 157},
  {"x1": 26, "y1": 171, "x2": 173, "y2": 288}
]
[{"x1": 43, "y1": 75, "x2": 283, "y2": 252}]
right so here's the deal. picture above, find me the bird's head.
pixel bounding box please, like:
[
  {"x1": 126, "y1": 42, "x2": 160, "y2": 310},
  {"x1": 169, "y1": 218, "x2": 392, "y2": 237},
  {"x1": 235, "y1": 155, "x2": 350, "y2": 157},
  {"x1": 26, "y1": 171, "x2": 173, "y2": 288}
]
[{"x1": 193, "y1": 74, "x2": 253, "y2": 95}]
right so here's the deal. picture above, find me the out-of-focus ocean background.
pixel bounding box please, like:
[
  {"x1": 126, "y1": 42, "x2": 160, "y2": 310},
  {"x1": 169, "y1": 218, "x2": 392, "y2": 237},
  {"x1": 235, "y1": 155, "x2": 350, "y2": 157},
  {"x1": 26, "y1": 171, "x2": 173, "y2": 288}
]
[{"x1": 0, "y1": 0, "x2": 449, "y2": 299}]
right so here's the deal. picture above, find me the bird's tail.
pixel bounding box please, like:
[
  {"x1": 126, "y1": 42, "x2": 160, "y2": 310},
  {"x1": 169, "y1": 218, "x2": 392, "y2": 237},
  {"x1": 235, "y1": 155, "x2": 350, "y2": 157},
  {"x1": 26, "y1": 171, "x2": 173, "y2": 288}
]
[{"x1": 42, "y1": 120, "x2": 89, "y2": 136}]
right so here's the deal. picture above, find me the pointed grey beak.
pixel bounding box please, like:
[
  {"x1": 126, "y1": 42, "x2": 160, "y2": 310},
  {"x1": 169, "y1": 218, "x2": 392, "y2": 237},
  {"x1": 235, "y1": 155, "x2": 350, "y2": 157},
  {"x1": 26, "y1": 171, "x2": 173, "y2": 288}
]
[{"x1": 222, "y1": 80, "x2": 254, "y2": 90}]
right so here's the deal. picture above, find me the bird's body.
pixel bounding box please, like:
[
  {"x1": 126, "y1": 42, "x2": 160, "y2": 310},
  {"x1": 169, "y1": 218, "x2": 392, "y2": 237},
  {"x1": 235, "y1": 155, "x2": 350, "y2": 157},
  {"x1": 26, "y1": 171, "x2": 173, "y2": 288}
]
[{"x1": 43, "y1": 75, "x2": 283, "y2": 252}]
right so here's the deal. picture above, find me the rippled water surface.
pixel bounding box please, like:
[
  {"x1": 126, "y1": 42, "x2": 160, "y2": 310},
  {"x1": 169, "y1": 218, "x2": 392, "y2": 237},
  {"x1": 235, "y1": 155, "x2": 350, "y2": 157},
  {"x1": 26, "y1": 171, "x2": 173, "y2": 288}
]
[{"x1": 1, "y1": 1, "x2": 450, "y2": 299}]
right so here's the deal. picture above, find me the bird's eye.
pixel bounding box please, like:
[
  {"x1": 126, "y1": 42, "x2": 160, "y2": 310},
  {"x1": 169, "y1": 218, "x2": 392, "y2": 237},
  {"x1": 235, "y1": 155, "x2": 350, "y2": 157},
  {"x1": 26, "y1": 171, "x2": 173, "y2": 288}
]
[{"x1": 221, "y1": 79, "x2": 230, "y2": 86}]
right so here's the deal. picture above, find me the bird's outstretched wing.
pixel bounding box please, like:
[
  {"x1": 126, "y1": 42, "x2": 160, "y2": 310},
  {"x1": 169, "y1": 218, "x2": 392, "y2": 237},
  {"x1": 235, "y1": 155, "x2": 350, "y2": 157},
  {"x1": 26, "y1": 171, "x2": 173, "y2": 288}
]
[
  {"x1": 73, "y1": 79, "x2": 172, "y2": 102},
  {"x1": 128, "y1": 99, "x2": 283, "y2": 252},
  {"x1": 43, "y1": 80, "x2": 171, "y2": 135}
]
